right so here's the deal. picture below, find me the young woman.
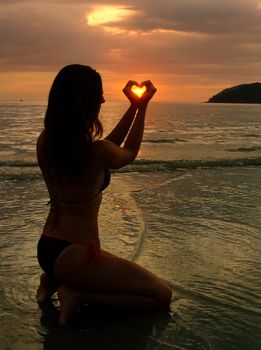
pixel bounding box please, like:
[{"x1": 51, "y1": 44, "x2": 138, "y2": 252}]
[{"x1": 36, "y1": 64, "x2": 172, "y2": 326}]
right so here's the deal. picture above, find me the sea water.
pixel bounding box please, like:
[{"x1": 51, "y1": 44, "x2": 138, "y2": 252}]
[{"x1": 0, "y1": 101, "x2": 261, "y2": 350}]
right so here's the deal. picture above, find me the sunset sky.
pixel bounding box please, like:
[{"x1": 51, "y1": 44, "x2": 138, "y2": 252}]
[{"x1": 0, "y1": 0, "x2": 261, "y2": 102}]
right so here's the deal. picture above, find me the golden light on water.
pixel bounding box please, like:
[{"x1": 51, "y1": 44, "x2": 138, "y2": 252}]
[
  {"x1": 131, "y1": 85, "x2": 146, "y2": 98},
  {"x1": 87, "y1": 6, "x2": 136, "y2": 26}
]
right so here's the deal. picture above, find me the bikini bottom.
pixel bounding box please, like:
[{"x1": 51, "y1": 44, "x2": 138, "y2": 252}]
[{"x1": 37, "y1": 234, "x2": 100, "y2": 278}]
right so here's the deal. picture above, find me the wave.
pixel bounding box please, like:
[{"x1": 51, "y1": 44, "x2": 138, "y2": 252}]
[
  {"x1": 142, "y1": 138, "x2": 188, "y2": 143},
  {"x1": 0, "y1": 160, "x2": 37, "y2": 167},
  {"x1": 142, "y1": 138, "x2": 188, "y2": 144},
  {"x1": 116, "y1": 158, "x2": 261, "y2": 173},
  {"x1": 143, "y1": 139, "x2": 175, "y2": 144},
  {"x1": 170, "y1": 282, "x2": 261, "y2": 317},
  {"x1": 226, "y1": 146, "x2": 261, "y2": 153},
  {"x1": 0, "y1": 157, "x2": 261, "y2": 180},
  {"x1": 245, "y1": 133, "x2": 260, "y2": 138}
]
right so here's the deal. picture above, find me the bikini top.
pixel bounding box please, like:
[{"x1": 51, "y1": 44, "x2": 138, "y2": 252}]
[
  {"x1": 48, "y1": 169, "x2": 111, "y2": 211},
  {"x1": 100, "y1": 169, "x2": 111, "y2": 192}
]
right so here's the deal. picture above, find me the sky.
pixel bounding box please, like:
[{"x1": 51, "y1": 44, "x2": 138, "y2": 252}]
[{"x1": 0, "y1": 0, "x2": 261, "y2": 102}]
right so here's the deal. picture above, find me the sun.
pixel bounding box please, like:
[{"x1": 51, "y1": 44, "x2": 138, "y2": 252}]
[
  {"x1": 131, "y1": 85, "x2": 146, "y2": 98},
  {"x1": 87, "y1": 5, "x2": 136, "y2": 27}
]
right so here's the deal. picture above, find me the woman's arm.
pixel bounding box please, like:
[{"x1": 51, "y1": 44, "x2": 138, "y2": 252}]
[
  {"x1": 92, "y1": 80, "x2": 157, "y2": 169},
  {"x1": 105, "y1": 80, "x2": 140, "y2": 146},
  {"x1": 105, "y1": 104, "x2": 138, "y2": 146},
  {"x1": 122, "y1": 103, "x2": 147, "y2": 161}
]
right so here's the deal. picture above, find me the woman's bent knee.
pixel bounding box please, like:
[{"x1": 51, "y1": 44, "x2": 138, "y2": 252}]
[{"x1": 156, "y1": 283, "x2": 172, "y2": 308}]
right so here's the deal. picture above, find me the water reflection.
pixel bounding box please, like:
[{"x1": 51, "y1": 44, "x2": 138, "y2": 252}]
[{"x1": 39, "y1": 300, "x2": 173, "y2": 350}]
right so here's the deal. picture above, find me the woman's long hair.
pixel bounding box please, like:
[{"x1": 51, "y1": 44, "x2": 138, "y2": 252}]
[{"x1": 43, "y1": 64, "x2": 103, "y2": 178}]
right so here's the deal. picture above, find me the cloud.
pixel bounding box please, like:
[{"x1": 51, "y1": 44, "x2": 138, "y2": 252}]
[
  {"x1": 0, "y1": 2, "x2": 106, "y2": 71},
  {"x1": 122, "y1": 0, "x2": 261, "y2": 36},
  {"x1": 0, "y1": 0, "x2": 260, "y2": 101}
]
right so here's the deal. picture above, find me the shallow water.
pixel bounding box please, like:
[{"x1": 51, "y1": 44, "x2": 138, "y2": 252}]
[
  {"x1": 0, "y1": 167, "x2": 260, "y2": 349},
  {"x1": 0, "y1": 102, "x2": 261, "y2": 349}
]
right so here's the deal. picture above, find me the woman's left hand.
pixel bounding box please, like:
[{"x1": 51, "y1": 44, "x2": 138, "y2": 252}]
[{"x1": 139, "y1": 80, "x2": 157, "y2": 106}]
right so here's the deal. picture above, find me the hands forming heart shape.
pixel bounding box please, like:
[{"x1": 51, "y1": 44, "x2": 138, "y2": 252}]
[{"x1": 123, "y1": 80, "x2": 157, "y2": 106}]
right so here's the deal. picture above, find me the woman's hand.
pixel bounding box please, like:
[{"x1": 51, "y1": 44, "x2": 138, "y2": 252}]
[
  {"x1": 122, "y1": 80, "x2": 140, "y2": 107},
  {"x1": 123, "y1": 80, "x2": 157, "y2": 108},
  {"x1": 139, "y1": 80, "x2": 157, "y2": 106}
]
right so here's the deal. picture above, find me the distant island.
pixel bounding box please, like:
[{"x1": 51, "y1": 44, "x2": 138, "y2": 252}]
[{"x1": 207, "y1": 82, "x2": 261, "y2": 103}]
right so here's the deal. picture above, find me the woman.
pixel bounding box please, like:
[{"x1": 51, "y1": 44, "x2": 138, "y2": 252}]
[{"x1": 36, "y1": 64, "x2": 172, "y2": 326}]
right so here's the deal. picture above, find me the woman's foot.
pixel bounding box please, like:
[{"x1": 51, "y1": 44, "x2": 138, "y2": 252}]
[
  {"x1": 57, "y1": 286, "x2": 81, "y2": 326},
  {"x1": 36, "y1": 273, "x2": 58, "y2": 302}
]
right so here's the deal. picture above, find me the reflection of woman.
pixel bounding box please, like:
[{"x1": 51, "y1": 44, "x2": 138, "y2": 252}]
[{"x1": 36, "y1": 64, "x2": 172, "y2": 326}]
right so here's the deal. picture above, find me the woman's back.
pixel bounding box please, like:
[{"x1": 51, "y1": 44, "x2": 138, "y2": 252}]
[{"x1": 37, "y1": 131, "x2": 106, "y2": 243}]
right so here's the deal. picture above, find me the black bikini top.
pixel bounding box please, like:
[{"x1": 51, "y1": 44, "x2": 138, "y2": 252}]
[
  {"x1": 100, "y1": 169, "x2": 111, "y2": 192},
  {"x1": 48, "y1": 169, "x2": 111, "y2": 210}
]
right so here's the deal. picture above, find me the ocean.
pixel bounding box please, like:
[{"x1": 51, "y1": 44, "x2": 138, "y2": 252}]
[{"x1": 0, "y1": 101, "x2": 261, "y2": 350}]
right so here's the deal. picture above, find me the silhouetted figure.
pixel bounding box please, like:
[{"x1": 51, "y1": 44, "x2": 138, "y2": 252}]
[{"x1": 36, "y1": 64, "x2": 172, "y2": 326}]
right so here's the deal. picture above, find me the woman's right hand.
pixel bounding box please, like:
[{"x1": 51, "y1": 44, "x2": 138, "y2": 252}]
[{"x1": 122, "y1": 80, "x2": 140, "y2": 107}]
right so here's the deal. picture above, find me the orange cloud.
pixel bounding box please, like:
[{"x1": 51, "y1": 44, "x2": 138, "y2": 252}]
[{"x1": 0, "y1": 1, "x2": 260, "y2": 102}]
